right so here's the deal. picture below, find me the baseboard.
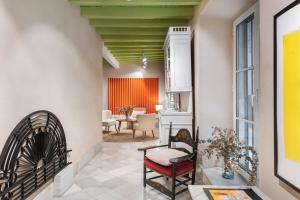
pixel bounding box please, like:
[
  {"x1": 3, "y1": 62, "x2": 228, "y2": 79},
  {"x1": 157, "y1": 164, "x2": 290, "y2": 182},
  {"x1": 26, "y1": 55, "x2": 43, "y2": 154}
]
[
  {"x1": 33, "y1": 142, "x2": 102, "y2": 199},
  {"x1": 73, "y1": 142, "x2": 102, "y2": 174}
]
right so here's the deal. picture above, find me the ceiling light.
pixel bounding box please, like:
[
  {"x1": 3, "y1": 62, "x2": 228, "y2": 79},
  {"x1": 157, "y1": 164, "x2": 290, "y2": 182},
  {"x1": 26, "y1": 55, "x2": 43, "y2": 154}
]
[{"x1": 141, "y1": 52, "x2": 147, "y2": 69}]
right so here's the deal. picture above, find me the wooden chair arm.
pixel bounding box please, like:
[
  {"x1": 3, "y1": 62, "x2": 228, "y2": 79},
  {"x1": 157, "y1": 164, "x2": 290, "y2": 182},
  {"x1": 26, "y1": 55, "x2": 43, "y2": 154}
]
[
  {"x1": 169, "y1": 152, "x2": 196, "y2": 164},
  {"x1": 138, "y1": 144, "x2": 168, "y2": 152}
]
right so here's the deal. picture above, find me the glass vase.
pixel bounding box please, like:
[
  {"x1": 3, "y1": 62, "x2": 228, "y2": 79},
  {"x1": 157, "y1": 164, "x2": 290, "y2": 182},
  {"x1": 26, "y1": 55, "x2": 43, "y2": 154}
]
[{"x1": 222, "y1": 156, "x2": 234, "y2": 179}]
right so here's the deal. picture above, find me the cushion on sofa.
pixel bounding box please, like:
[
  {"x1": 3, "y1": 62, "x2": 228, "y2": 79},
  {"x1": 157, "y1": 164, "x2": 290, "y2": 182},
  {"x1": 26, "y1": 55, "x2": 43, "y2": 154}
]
[{"x1": 146, "y1": 149, "x2": 188, "y2": 166}]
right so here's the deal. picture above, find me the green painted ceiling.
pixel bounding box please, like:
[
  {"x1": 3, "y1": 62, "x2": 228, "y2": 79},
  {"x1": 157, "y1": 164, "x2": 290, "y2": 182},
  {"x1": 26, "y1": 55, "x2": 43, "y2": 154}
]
[{"x1": 69, "y1": 0, "x2": 201, "y2": 64}]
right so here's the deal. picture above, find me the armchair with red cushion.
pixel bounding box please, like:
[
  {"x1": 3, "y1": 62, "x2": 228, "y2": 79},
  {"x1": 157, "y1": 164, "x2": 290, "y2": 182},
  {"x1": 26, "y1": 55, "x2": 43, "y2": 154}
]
[{"x1": 138, "y1": 123, "x2": 199, "y2": 200}]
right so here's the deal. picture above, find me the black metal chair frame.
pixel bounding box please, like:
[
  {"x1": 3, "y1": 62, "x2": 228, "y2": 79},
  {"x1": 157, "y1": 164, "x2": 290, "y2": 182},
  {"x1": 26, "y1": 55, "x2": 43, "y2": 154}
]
[{"x1": 138, "y1": 123, "x2": 199, "y2": 200}]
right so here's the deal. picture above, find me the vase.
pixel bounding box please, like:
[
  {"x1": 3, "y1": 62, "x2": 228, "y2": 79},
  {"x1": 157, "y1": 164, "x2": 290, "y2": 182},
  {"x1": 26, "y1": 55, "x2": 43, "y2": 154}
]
[
  {"x1": 125, "y1": 112, "x2": 129, "y2": 120},
  {"x1": 222, "y1": 156, "x2": 234, "y2": 179}
]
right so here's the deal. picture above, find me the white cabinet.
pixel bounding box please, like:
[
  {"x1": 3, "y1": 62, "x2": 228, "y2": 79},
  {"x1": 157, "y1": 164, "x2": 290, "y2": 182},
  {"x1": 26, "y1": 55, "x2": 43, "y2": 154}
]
[
  {"x1": 164, "y1": 27, "x2": 192, "y2": 92},
  {"x1": 159, "y1": 27, "x2": 193, "y2": 145}
]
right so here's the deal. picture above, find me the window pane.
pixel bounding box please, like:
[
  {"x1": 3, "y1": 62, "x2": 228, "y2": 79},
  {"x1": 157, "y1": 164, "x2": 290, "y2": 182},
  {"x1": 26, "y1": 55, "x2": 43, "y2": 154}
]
[
  {"x1": 237, "y1": 16, "x2": 254, "y2": 70},
  {"x1": 236, "y1": 119, "x2": 245, "y2": 143},
  {"x1": 236, "y1": 120, "x2": 254, "y2": 168},
  {"x1": 236, "y1": 70, "x2": 254, "y2": 121},
  {"x1": 247, "y1": 20, "x2": 253, "y2": 68},
  {"x1": 237, "y1": 23, "x2": 246, "y2": 70},
  {"x1": 236, "y1": 120, "x2": 253, "y2": 145}
]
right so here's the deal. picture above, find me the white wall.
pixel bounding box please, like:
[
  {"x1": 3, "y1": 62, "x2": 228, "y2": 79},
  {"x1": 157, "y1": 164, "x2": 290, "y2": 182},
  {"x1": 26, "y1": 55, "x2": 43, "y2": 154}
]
[
  {"x1": 193, "y1": 15, "x2": 233, "y2": 138},
  {"x1": 102, "y1": 62, "x2": 165, "y2": 110},
  {"x1": 191, "y1": 0, "x2": 255, "y2": 172},
  {"x1": 0, "y1": 0, "x2": 103, "y2": 166},
  {"x1": 258, "y1": 0, "x2": 300, "y2": 199},
  {"x1": 193, "y1": 0, "x2": 300, "y2": 199},
  {"x1": 192, "y1": 0, "x2": 254, "y2": 138},
  {"x1": 193, "y1": 0, "x2": 255, "y2": 139}
]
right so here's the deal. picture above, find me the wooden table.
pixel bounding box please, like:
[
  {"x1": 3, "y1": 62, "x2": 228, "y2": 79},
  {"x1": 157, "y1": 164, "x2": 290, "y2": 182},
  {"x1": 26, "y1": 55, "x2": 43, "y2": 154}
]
[{"x1": 116, "y1": 118, "x2": 137, "y2": 133}]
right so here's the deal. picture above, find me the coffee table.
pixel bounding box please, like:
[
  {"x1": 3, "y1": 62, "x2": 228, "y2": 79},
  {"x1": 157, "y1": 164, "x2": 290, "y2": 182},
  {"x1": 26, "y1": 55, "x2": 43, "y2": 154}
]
[
  {"x1": 188, "y1": 185, "x2": 270, "y2": 200},
  {"x1": 116, "y1": 118, "x2": 137, "y2": 133}
]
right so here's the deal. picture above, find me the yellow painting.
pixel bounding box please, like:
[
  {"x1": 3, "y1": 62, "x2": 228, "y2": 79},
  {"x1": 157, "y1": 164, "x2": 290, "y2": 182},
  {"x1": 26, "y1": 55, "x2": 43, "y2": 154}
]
[
  {"x1": 208, "y1": 190, "x2": 252, "y2": 200},
  {"x1": 283, "y1": 29, "x2": 300, "y2": 163}
]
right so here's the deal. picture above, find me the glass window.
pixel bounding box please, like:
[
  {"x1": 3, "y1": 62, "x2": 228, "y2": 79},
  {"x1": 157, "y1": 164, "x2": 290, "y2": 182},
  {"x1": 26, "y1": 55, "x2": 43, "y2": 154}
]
[{"x1": 235, "y1": 14, "x2": 254, "y2": 171}]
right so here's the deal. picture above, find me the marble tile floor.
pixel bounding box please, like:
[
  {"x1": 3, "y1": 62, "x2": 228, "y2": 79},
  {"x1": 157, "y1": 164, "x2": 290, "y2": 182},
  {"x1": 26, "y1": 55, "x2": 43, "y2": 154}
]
[{"x1": 55, "y1": 140, "x2": 200, "y2": 200}]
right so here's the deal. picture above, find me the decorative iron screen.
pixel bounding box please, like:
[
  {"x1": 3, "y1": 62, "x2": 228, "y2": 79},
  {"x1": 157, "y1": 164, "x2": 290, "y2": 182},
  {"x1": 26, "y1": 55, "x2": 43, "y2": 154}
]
[{"x1": 0, "y1": 111, "x2": 71, "y2": 200}]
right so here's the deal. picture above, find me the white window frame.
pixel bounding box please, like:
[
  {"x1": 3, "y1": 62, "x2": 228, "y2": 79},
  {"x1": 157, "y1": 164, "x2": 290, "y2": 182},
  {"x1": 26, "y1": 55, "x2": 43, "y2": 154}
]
[{"x1": 233, "y1": 2, "x2": 260, "y2": 173}]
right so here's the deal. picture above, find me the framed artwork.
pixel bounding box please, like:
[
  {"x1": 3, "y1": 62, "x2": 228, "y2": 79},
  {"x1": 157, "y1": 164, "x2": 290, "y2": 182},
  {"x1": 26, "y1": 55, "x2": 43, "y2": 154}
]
[
  {"x1": 274, "y1": 0, "x2": 300, "y2": 192},
  {"x1": 203, "y1": 188, "x2": 262, "y2": 200}
]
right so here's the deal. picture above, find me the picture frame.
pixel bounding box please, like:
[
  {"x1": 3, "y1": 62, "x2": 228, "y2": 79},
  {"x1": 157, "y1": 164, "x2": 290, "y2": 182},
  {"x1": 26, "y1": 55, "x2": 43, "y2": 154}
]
[
  {"x1": 274, "y1": 0, "x2": 300, "y2": 193},
  {"x1": 203, "y1": 188, "x2": 262, "y2": 200}
]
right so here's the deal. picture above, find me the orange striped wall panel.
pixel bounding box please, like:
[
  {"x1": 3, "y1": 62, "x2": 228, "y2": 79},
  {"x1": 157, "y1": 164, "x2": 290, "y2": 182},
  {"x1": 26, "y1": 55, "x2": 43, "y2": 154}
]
[{"x1": 108, "y1": 78, "x2": 159, "y2": 114}]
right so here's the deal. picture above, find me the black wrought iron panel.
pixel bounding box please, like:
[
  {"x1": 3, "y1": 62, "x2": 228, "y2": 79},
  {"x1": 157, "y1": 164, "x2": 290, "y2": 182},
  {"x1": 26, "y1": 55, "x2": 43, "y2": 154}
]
[{"x1": 0, "y1": 111, "x2": 71, "y2": 200}]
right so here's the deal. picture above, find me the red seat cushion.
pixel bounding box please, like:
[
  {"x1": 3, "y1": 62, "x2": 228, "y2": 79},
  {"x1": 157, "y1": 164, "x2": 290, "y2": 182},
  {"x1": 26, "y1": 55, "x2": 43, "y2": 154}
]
[{"x1": 144, "y1": 157, "x2": 194, "y2": 177}]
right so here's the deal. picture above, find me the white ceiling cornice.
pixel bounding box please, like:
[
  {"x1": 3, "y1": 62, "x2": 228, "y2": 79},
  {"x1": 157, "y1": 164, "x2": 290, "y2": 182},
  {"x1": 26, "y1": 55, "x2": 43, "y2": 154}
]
[{"x1": 103, "y1": 44, "x2": 119, "y2": 69}]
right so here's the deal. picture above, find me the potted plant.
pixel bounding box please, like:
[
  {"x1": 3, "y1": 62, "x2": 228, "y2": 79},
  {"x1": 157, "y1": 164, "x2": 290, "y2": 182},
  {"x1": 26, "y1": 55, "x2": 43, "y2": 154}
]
[{"x1": 199, "y1": 127, "x2": 258, "y2": 185}]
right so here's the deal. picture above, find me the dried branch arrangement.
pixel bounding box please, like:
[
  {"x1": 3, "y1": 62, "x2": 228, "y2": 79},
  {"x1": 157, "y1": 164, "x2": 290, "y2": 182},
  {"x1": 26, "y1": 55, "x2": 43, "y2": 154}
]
[{"x1": 199, "y1": 127, "x2": 258, "y2": 185}]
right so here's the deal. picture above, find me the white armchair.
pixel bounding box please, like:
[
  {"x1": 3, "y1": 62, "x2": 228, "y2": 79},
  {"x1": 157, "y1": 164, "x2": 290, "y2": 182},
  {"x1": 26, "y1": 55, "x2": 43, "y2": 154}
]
[
  {"x1": 130, "y1": 107, "x2": 146, "y2": 120},
  {"x1": 102, "y1": 110, "x2": 118, "y2": 133},
  {"x1": 133, "y1": 114, "x2": 157, "y2": 139}
]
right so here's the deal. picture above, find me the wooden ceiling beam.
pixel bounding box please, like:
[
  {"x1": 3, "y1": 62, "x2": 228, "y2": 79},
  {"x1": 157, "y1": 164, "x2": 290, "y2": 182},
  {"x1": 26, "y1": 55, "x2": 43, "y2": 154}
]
[
  {"x1": 117, "y1": 58, "x2": 164, "y2": 61},
  {"x1": 105, "y1": 42, "x2": 163, "y2": 48},
  {"x1": 108, "y1": 47, "x2": 163, "y2": 51},
  {"x1": 113, "y1": 52, "x2": 163, "y2": 57},
  {"x1": 110, "y1": 49, "x2": 163, "y2": 53},
  {"x1": 116, "y1": 56, "x2": 164, "y2": 61},
  {"x1": 115, "y1": 55, "x2": 164, "y2": 58},
  {"x1": 90, "y1": 19, "x2": 189, "y2": 28},
  {"x1": 70, "y1": 0, "x2": 200, "y2": 6},
  {"x1": 102, "y1": 35, "x2": 165, "y2": 43},
  {"x1": 97, "y1": 27, "x2": 168, "y2": 36},
  {"x1": 119, "y1": 61, "x2": 163, "y2": 64},
  {"x1": 81, "y1": 6, "x2": 194, "y2": 19},
  {"x1": 116, "y1": 58, "x2": 163, "y2": 61}
]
